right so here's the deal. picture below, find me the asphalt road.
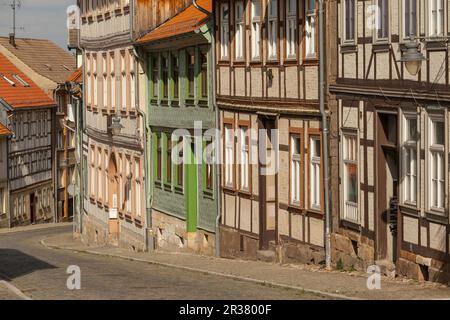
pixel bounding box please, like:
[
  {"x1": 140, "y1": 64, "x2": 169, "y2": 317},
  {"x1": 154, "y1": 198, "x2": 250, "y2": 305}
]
[{"x1": 0, "y1": 225, "x2": 326, "y2": 300}]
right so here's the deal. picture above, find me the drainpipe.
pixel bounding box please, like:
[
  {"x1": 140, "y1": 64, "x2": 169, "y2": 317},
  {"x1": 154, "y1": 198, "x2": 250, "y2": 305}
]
[
  {"x1": 191, "y1": 0, "x2": 220, "y2": 256},
  {"x1": 132, "y1": 46, "x2": 154, "y2": 252},
  {"x1": 53, "y1": 83, "x2": 65, "y2": 224},
  {"x1": 319, "y1": 0, "x2": 331, "y2": 269}
]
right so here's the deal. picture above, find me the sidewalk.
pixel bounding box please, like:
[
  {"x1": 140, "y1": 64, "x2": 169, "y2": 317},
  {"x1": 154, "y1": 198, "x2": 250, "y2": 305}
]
[
  {"x1": 0, "y1": 222, "x2": 72, "y2": 235},
  {"x1": 0, "y1": 281, "x2": 31, "y2": 300},
  {"x1": 42, "y1": 232, "x2": 450, "y2": 300}
]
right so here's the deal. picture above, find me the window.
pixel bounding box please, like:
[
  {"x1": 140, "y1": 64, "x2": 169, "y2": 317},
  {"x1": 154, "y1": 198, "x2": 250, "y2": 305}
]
[
  {"x1": 0, "y1": 188, "x2": 4, "y2": 213},
  {"x1": 429, "y1": 0, "x2": 445, "y2": 37},
  {"x1": 87, "y1": 55, "x2": 92, "y2": 106},
  {"x1": 200, "y1": 52, "x2": 208, "y2": 99},
  {"x1": 120, "y1": 51, "x2": 126, "y2": 110},
  {"x1": 104, "y1": 150, "x2": 108, "y2": 204},
  {"x1": 97, "y1": 147, "x2": 102, "y2": 201},
  {"x1": 403, "y1": 0, "x2": 417, "y2": 39},
  {"x1": 172, "y1": 54, "x2": 179, "y2": 99},
  {"x1": 290, "y1": 134, "x2": 301, "y2": 206},
  {"x1": 126, "y1": 157, "x2": 132, "y2": 213},
  {"x1": 239, "y1": 126, "x2": 249, "y2": 191},
  {"x1": 220, "y1": 3, "x2": 229, "y2": 59},
  {"x1": 429, "y1": 118, "x2": 445, "y2": 211},
  {"x1": 286, "y1": 0, "x2": 297, "y2": 58},
  {"x1": 251, "y1": 0, "x2": 261, "y2": 60},
  {"x1": 402, "y1": 116, "x2": 417, "y2": 204},
  {"x1": 224, "y1": 123, "x2": 234, "y2": 187},
  {"x1": 135, "y1": 158, "x2": 141, "y2": 219},
  {"x1": 152, "y1": 55, "x2": 159, "y2": 99},
  {"x1": 187, "y1": 52, "x2": 195, "y2": 98},
  {"x1": 166, "y1": 136, "x2": 172, "y2": 184},
  {"x1": 305, "y1": 0, "x2": 317, "y2": 57},
  {"x1": 110, "y1": 52, "x2": 115, "y2": 111},
  {"x1": 90, "y1": 146, "x2": 95, "y2": 198},
  {"x1": 310, "y1": 136, "x2": 321, "y2": 210},
  {"x1": 204, "y1": 139, "x2": 214, "y2": 192},
  {"x1": 235, "y1": 1, "x2": 244, "y2": 60},
  {"x1": 267, "y1": 0, "x2": 278, "y2": 60},
  {"x1": 156, "y1": 134, "x2": 162, "y2": 182},
  {"x1": 343, "y1": 0, "x2": 355, "y2": 42},
  {"x1": 162, "y1": 56, "x2": 169, "y2": 99},
  {"x1": 376, "y1": 0, "x2": 389, "y2": 40},
  {"x1": 176, "y1": 136, "x2": 184, "y2": 188},
  {"x1": 102, "y1": 53, "x2": 108, "y2": 110},
  {"x1": 342, "y1": 133, "x2": 358, "y2": 222},
  {"x1": 130, "y1": 53, "x2": 136, "y2": 111},
  {"x1": 93, "y1": 54, "x2": 98, "y2": 107}
]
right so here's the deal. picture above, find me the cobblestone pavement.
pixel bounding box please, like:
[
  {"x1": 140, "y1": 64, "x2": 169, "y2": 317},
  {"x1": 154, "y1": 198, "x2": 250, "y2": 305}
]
[{"x1": 0, "y1": 225, "x2": 326, "y2": 300}]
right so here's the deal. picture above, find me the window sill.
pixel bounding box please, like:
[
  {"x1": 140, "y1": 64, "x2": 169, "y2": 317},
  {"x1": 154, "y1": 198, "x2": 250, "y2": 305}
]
[
  {"x1": 163, "y1": 183, "x2": 172, "y2": 191},
  {"x1": 425, "y1": 210, "x2": 448, "y2": 224},
  {"x1": 302, "y1": 58, "x2": 319, "y2": 66},
  {"x1": 203, "y1": 189, "x2": 214, "y2": 199},
  {"x1": 198, "y1": 99, "x2": 208, "y2": 107},
  {"x1": 340, "y1": 218, "x2": 360, "y2": 231},
  {"x1": 372, "y1": 42, "x2": 390, "y2": 52},
  {"x1": 174, "y1": 185, "x2": 184, "y2": 195},
  {"x1": 155, "y1": 181, "x2": 162, "y2": 189}
]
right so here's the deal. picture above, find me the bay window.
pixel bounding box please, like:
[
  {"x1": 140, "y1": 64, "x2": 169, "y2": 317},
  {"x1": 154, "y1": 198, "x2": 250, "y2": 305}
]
[
  {"x1": 429, "y1": 117, "x2": 445, "y2": 211},
  {"x1": 220, "y1": 3, "x2": 229, "y2": 60},
  {"x1": 310, "y1": 136, "x2": 321, "y2": 210},
  {"x1": 343, "y1": 133, "x2": 358, "y2": 223},
  {"x1": 290, "y1": 134, "x2": 301, "y2": 206},
  {"x1": 305, "y1": 0, "x2": 317, "y2": 58},
  {"x1": 267, "y1": 0, "x2": 278, "y2": 60},
  {"x1": 235, "y1": 1, "x2": 244, "y2": 60},
  {"x1": 402, "y1": 116, "x2": 417, "y2": 204},
  {"x1": 251, "y1": 0, "x2": 261, "y2": 60},
  {"x1": 429, "y1": 0, "x2": 445, "y2": 37},
  {"x1": 286, "y1": 0, "x2": 297, "y2": 59}
]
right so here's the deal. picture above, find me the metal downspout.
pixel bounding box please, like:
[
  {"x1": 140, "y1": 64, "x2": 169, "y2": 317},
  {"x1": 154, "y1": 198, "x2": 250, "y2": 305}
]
[{"x1": 319, "y1": 0, "x2": 332, "y2": 269}]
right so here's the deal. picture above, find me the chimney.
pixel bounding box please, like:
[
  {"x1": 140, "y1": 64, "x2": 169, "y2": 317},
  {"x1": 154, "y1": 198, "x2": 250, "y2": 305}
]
[{"x1": 9, "y1": 33, "x2": 15, "y2": 47}]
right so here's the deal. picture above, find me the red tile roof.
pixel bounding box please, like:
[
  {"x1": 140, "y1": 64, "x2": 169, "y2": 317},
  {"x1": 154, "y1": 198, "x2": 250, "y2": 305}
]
[
  {"x1": 0, "y1": 123, "x2": 12, "y2": 136},
  {"x1": 136, "y1": 0, "x2": 211, "y2": 44},
  {"x1": 67, "y1": 67, "x2": 82, "y2": 83},
  {"x1": 0, "y1": 53, "x2": 55, "y2": 109}
]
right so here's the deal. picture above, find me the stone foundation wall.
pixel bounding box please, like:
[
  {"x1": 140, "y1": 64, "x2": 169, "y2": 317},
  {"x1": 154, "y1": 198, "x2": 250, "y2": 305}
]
[
  {"x1": 119, "y1": 221, "x2": 146, "y2": 252},
  {"x1": 81, "y1": 212, "x2": 110, "y2": 246},
  {"x1": 397, "y1": 251, "x2": 450, "y2": 285},
  {"x1": 219, "y1": 226, "x2": 259, "y2": 260},
  {"x1": 152, "y1": 209, "x2": 215, "y2": 255},
  {"x1": 331, "y1": 232, "x2": 375, "y2": 271},
  {"x1": 277, "y1": 238, "x2": 325, "y2": 265}
]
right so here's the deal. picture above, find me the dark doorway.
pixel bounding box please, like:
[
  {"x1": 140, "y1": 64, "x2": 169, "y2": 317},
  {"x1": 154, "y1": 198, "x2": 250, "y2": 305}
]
[
  {"x1": 29, "y1": 194, "x2": 35, "y2": 224},
  {"x1": 258, "y1": 116, "x2": 277, "y2": 250},
  {"x1": 376, "y1": 113, "x2": 398, "y2": 263}
]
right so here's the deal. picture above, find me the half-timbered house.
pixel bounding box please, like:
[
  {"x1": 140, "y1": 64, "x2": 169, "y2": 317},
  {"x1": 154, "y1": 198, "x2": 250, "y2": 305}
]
[
  {"x1": 330, "y1": 0, "x2": 450, "y2": 282},
  {"x1": 216, "y1": 0, "x2": 335, "y2": 263},
  {"x1": 0, "y1": 53, "x2": 56, "y2": 226}
]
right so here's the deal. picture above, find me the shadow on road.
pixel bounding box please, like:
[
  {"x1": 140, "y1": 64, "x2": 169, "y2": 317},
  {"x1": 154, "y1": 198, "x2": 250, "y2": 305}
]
[{"x1": 0, "y1": 248, "x2": 56, "y2": 280}]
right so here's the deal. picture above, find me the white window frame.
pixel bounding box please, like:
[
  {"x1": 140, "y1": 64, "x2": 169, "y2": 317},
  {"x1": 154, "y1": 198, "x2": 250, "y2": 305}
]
[
  {"x1": 235, "y1": 1, "x2": 245, "y2": 61},
  {"x1": 239, "y1": 126, "x2": 249, "y2": 191},
  {"x1": 375, "y1": 0, "x2": 389, "y2": 42},
  {"x1": 224, "y1": 124, "x2": 234, "y2": 187},
  {"x1": 342, "y1": 131, "x2": 359, "y2": 223},
  {"x1": 310, "y1": 136, "x2": 321, "y2": 210},
  {"x1": 135, "y1": 158, "x2": 141, "y2": 219},
  {"x1": 110, "y1": 52, "x2": 115, "y2": 111},
  {"x1": 220, "y1": 3, "x2": 230, "y2": 60},
  {"x1": 402, "y1": 113, "x2": 418, "y2": 206},
  {"x1": 428, "y1": 0, "x2": 445, "y2": 38},
  {"x1": 290, "y1": 134, "x2": 301, "y2": 206},
  {"x1": 97, "y1": 147, "x2": 102, "y2": 201},
  {"x1": 428, "y1": 114, "x2": 446, "y2": 213},
  {"x1": 267, "y1": 0, "x2": 278, "y2": 60},
  {"x1": 305, "y1": 0, "x2": 317, "y2": 58},
  {"x1": 286, "y1": 0, "x2": 297, "y2": 59},
  {"x1": 102, "y1": 53, "x2": 107, "y2": 109},
  {"x1": 343, "y1": 0, "x2": 356, "y2": 44},
  {"x1": 251, "y1": 0, "x2": 261, "y2": 60},
  {"x1": 402, "y1": 0, "x2": 417, "y2": 40}
]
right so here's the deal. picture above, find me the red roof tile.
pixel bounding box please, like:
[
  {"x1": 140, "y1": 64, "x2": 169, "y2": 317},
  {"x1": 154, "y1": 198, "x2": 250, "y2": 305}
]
[
  {"x1": 0, "y1": 123, "x2": 12, "y2": 136},
  {"x1": 67, "y1": 67, "x2": 82, "y2": 83},
  {"x1": 0, "y1": 53, "x2": 55, "y2": 109},
  {"x1": 136, "y1": 0, "x2": 211, "y2": 44}
]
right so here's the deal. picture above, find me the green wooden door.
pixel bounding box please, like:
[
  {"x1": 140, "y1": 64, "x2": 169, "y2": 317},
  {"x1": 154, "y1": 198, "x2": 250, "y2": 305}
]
[{"x1": 186, "y1": 141, "x2": 198, "y2": 232}]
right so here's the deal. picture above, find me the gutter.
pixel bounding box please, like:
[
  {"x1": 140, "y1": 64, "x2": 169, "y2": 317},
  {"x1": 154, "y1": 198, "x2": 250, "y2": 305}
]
[{"x1": 191, "y1": 0, "x2": 220, "y2": 257}]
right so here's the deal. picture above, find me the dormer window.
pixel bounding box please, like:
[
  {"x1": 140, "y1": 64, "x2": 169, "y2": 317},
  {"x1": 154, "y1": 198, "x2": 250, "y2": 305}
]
[
  {"x1": 12, "y1": 74, "x2": 29, "y2": 87},
  {"x1": 1, "y1": 74, "x2": 15, "y2": 86}
]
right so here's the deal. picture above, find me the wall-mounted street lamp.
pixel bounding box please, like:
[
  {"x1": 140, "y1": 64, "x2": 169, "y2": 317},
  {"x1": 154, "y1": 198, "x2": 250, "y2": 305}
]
[
  {"x1": 399, "y1": 36, "x2": 426, "y2": 76},
  {"x1": 110, "y1": 116, "x2": 123, "y2": 136}
]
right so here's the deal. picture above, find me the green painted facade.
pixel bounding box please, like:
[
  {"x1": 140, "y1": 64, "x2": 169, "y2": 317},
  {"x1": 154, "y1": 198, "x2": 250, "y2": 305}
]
[{"x1": 145, "y1": 33, "x2": 217, "y2": 233}]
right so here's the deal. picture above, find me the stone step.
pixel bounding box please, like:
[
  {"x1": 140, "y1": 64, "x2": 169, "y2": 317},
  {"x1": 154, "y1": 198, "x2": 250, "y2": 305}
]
[
  {"x1": 257, "y1": 250, "x2": 276, "y2": 263},
  {"x1": 375, "y1": 259, "x2": 396, "y2": 278}
]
